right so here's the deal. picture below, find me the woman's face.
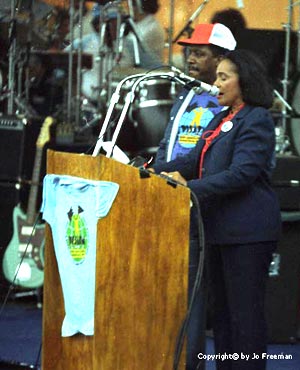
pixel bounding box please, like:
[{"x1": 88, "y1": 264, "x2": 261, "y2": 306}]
[{"x1": 214, "y1": 59, "x2": 244, "y2": 108}]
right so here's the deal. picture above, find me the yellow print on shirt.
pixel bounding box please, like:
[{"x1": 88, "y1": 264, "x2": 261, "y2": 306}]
[
  {"x1": 66, "y1": 206, "x2": 89, "y2": 264},
  {"x1": 178, "y1": 107, "x2": 214, "y2": 147}
]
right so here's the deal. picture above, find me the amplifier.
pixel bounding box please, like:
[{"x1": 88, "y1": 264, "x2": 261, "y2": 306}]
[
  {"x1": 0, "y1": 115, "x2": 25, "y2": 130},
  {"x1": 0, "y1": 115, "x2": 26, "y2": 181},
  {"x1": 272, "y1": 155, "x2": 300, "y2": 211}
]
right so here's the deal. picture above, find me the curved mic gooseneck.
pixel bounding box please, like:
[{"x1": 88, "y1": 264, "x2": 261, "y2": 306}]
[{"x1": 92, "y1": 67, "x2": 218, "y2": 158}]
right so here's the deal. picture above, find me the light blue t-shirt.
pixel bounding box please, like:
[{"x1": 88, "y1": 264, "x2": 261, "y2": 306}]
[{"x1": 41, "y1": 174, "x2": 119, "y2": 336}]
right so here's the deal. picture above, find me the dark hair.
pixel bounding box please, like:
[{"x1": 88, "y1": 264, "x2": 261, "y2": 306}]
[
  {"x1": 210, "y1": 8, "x2": 247, "y2": 37},
  {"x1": 223, "y1": 49, "x2": 273, "y2": 108},
  {"x1": 137, "y1": 0, "x2": 159, "y2": 14}
]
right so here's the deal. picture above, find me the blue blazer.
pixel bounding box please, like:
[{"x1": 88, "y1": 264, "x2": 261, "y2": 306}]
[{"x1": 153, "y1": 105, "x2": 282, "y2": 244}]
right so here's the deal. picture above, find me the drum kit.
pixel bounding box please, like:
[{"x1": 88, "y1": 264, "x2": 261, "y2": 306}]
[
  {"x1": 283, "y1": 0, "x2": 300, "y2": 157},
  {"x1": 261, "y1": 0, "x2": 300, "y2": 157},
  {"x1": 0, "y1": 0, "x2": 181, "y2": 156},
  {"x1": 0, "y1": 0, "x2": 300, "y2": 157}
]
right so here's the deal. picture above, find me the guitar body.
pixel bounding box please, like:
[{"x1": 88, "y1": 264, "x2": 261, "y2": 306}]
[
  {"x1": 2, "y1": 205, "x2": 44, "y2": 289},
  {"x1": 2, "y1": 117, "x2": 53, "y2": 289}
]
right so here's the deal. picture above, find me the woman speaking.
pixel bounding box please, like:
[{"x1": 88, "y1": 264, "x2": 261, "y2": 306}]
[{"x1": 152, "y1": 49, "x2": 282, "y2": 370}]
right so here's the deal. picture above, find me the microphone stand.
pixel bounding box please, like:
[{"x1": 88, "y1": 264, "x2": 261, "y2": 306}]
[
  {"x1": 172, "y1": 0, "x2": 210, "y2": 43},
  {"x1": 95, "y1": 3, "x2": 111, "y2": 112},
  {"x1": 6, "y1": 0, "x2": 35, "y2": 117},
  {"x1": 93, "y1": 71, "x2": 185, "y2": 158},
  {"x1": 67, "y1": 0, "x2": 76, "y2": 125},
  {"x1": 111, "y1": 11, "x2": 145, "y2": 70},
  {"x1": 167, "y1": 0, "x2": 175, "y2": 64},
  {"x1": 92, "y1": 72, "x2": 146, "y2": 157},
  {"x1": 276, "y1": 0, "x2": 299, "y2": 154},
  {"x1": 98, "y1": 1, "x2": 146, "y2": 129},
  {"x1": 122, "y1": 15, "x2": 146, "y2": 66},
  {"x1": 106, "y1": 72, "x2": 185, "y2": 158},
  {"x1": 75, "y1": 0, "x2": 85, "y2": 129},
  {"x1": 7, "y1": 0, "x2": 17, "y2": 114},
  {"x1": 118, "y1": 0, "x2": 146, "y2": 67},
  {"x1": 65, "y1": 0, "x2": 85, "y2": 131},
  {"x1": 23, "y1": 0, "x2": 34, "y2": 112},
  {"x1": 94, "y1": 2, "x2": 124, "y2": 113}
]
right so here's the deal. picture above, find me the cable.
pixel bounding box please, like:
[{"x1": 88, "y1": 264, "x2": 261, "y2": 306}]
[
  {"x1": 173, "y1": 190, "x2": 206, "y2": 370},
  {"x1": 140, "y1": 171, "x2": 206, "y2": 368},
  {"x1": 34, "y1": 342, "x2": 42, "y2": 370}
]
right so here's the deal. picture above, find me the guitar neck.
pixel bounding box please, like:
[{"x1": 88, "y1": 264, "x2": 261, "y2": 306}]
[
  {"x1": 26, "y1": 147, "x2": 43, "y2": 225},
  {"x1": 26, "y1": 116, "x2": 53, "y2": 225}
]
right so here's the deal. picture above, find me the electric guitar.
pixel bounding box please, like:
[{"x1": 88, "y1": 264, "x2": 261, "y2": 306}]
[{"x1": 2, "y1": 117, "x2": 53, "y2": 289}]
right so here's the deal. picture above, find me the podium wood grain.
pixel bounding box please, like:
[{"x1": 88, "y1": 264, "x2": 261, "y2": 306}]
[{"x1": 42, "y1": 150, "x2": 190, "y2": 370}]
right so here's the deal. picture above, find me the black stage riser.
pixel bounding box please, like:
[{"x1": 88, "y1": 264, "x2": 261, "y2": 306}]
[
  {"x1": 266, "y1": 217, "x2": 300, "y2": 343},
  {"x1": 0, "y1": 360, "x2": 38, "y2": 370}
]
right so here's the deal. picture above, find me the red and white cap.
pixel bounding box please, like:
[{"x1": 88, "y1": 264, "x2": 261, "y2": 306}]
[{"x1": 178, "y1": 23, "x2": 236, "y2": 51}]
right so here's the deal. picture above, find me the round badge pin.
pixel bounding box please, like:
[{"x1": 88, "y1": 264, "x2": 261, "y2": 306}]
[{"x1": 221, "y1": 121, "x2": 233, "y2": 132}]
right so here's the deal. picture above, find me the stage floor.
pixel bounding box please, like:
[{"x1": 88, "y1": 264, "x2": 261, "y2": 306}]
[{"x1": 0, "y1": 297, "x2": 299, "y2": 370}]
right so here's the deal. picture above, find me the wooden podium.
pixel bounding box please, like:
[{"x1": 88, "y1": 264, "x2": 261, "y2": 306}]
[{"x1": 42, "y1": 150, "x2": 190, "y2": 370}]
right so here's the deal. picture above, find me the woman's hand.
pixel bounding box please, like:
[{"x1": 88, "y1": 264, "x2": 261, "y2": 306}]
[{"x1": 160, "y1": 171, "x2": 187, "y2": 186}]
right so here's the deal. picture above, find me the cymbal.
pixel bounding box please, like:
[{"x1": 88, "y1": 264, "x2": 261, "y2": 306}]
[{"x1": 30, "y1": 50, "x2": 93, "y2": 70}]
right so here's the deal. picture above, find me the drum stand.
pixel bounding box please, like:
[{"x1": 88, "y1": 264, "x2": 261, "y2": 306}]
[
  {"x1": 72, "y1": 0, "x2": 144, "y2": 138},
  {"x1": 293, "y1": 0, "x2": 300, "y2": 72},
  {"x1": 5, "y1": 0, "x2": 39, "y2": 118},
  {"x1": 55, "y1": 0, "x2": 101, "y2": 140},
  {"x1": 171, "y1": 0, "x2": 210, "y2": 70},
  {"x1": 7, "y1": 0, "x2": 17, "y2": 115},
  {"x1": 66, "y1": 0, "x2": 80, "y2": 128},
  {"x1": 172, "y1": 0, "x2": 210, "y2": 43},
  {"x1": 63, "y1": 1, "x2": 136, "y2": 129},
  {"x1": 276, "y1": 0, "x2": 300, "y2": 154}
]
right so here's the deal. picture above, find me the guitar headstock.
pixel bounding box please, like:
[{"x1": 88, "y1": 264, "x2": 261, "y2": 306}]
[{"x1": 36, "y1": 116, "x2": 54, "y2": 149}]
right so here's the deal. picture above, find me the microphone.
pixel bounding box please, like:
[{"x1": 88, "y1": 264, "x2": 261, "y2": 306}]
[{"x1": 171, "y1": 67, "x2": 219, "y2": 97}]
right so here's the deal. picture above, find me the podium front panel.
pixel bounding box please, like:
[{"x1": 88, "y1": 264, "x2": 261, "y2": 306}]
[{"x1": 42, "y1": 150, "x2": 190, "y2": 370}]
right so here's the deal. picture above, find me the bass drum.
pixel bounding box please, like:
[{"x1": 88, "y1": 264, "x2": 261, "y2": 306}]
[
  {"x1": 111, "y1": 75, "x2": 178, "y2": 157},
  {"x1": 288, "y1": 77, "x2": 300, "y2": 156}
]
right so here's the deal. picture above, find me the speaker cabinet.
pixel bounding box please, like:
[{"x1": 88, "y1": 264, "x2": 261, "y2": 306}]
[
  {"x1": 235, "y1": 29, "x2": 297, "y2": 87},
  {"x1": 0, "y1": 116, "x2": 26, "y2": 182},
  {"x1": 266, "y1": 214, "x2": 300, "y2": 343},
  {"x1": 272, "y1": 155, "x2": 300, "y2": 211}
]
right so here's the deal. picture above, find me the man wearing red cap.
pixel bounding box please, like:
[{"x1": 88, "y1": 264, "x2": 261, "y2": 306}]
[
  {"x1": 155, "y1": 23, "x2": 236, "y2": 164},
  {"x1": 154, "y1": 23, "x2": 236, "y2": 370}
]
